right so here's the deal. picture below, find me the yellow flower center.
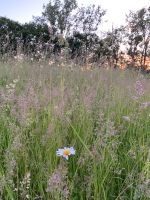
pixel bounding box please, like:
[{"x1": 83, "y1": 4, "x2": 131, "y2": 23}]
[{"x1": 63, "y1": 149, "x2": 71, "y2": 155}]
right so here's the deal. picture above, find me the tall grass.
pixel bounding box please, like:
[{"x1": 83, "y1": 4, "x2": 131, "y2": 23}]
[{"x1": 0, "y1": 60, "x2": 150, "y2": 200}]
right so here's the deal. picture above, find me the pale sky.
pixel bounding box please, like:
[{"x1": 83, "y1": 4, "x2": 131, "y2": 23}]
[{"x1": 0, "y1": 0, "x2": 149, "y2": 31}]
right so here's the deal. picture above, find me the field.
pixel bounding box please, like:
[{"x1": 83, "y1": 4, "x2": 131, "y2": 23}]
[{"x1": 0, "y1": 60, "x2": 150, "y2": 200}]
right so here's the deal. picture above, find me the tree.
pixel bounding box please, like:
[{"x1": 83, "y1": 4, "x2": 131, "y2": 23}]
[
  {"x1": 42, "y1": 0, "x2": 77, "y2": 36},
  {"x1": 21, "y1": 22, "x2": 50, "y2": 56},
  {"x1": 93, "y1": 27, "x2": 124, "y2": 67},
  {"x1": 41, "y1": 1, "x2": 106, "y2": 58},
  {"x1": 0, "y1": 17, "x2": 22, "y2": 55},
  {"x1": 72, "y1": 5, "x2": 106, "y2": 34},
  {"x1": 67, "y1": 32, "x2": 99, "y2": 63},
  {"x1": 126, "y1": 7, "x2": 150, "y2": 67},
  {"x1": 0, "y1": 17, "x2": 51, "y2": 58}
]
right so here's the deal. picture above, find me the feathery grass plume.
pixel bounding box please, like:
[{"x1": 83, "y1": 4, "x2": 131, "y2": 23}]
[
  {"x1": 19, "y1": 172, "x2": 31, "y2": 200},
  {"x1": 82, "y1": 86, "x2": 97, "y2": 111},
  {"x1": 0, "y1": 174, "x2": 5, "y2": 198},
  {"x1": 46, "y1": 162, "x2": 69, "y2": 199},
  {"x1": 4, "y1": 150, "x2": 16, "y2": 190},
  {"x1": 13, "y1": 83, "x2": 40, "y2": 125},
  {"x1": 132, "y1": 79, "x2": 145, "y2": 100}
]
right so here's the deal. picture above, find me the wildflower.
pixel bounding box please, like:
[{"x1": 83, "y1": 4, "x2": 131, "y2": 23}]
[
  {"x1": 140, "y1": 101, "x2": 150, "y2": 109},
  {"x1": 122, "y1": 116, "x2": 130, "y2": 122},
  {"x1": 56, "y1": 147, "x2": 75, "y2": 160}
]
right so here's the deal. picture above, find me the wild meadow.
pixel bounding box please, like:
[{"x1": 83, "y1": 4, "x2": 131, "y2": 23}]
[{"x1": 0, "y1": 59, "x2": 150, "y2": 200}]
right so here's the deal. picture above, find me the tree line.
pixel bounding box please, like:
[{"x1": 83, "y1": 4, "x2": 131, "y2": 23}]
[{"x1": 0, "y1": 0, "x2": 149, "y2": 70}]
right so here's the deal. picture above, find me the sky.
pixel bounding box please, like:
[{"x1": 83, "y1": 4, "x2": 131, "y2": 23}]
[{"x1": 0, "y1": 0, "x2": 149, "y2": 31}]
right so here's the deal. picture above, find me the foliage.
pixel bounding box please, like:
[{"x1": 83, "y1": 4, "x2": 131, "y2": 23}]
[
  {"x1": 0, "y1": 4, "x2": 150, "y2": 71},
  {"x1": 0, "y1": 17, "x2": 22, "y2": 55},
  {"x1": 125, "y1": 7, "x2": 150, "y2": 66},
  {"x1": 72, "y1": 4, "x2": 106, "y2": 34},
  {"x1": 42, "y1": 0, "x2": 77, "y2": 36},
  {"x1": 94, "y1": 27, "x2": 124, "y2": 66}
]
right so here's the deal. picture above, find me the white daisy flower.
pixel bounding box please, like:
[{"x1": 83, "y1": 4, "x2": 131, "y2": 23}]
[
  {"x1": 122, "y1": 116, "x2": 130, "y2": 122},
  {"x1": 56, "y1": 147, "x2": 76, "y2": 160}
]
